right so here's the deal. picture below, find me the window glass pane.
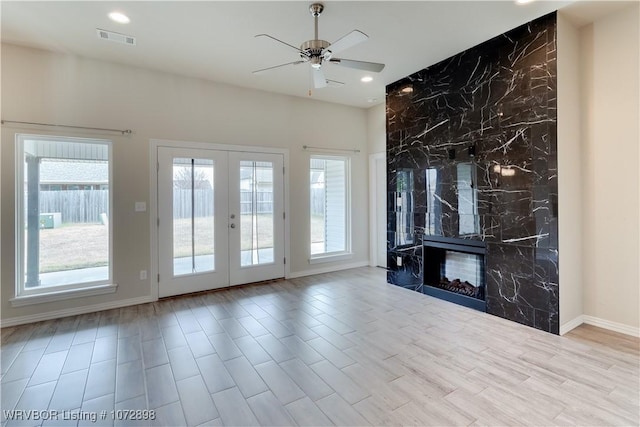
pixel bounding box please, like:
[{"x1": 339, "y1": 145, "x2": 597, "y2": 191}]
[
  {"x1": 456, "y1": 163, "x2": 479, "y2": 236},
  {"x1": 240, "y1": 161, "x2": 274, "y2": 266},
  {"x1": 425, "y1": 168, "x2": 438, "y2": 235},
  {"x1": 310, "y1": 160, "x2": 326, "y2": 255},
  {"x1": 310, "y1": 157, "x2": 347, "y2": 255},
  {"x1": 20, "y1": 137, "x2": 110, "y2": 290},
  {"x1": 173, "y1": 158, "x2": 215, "y2": 276},
  {"x1": 395, "y1": 169, "x2": 414, "y2": 246}
]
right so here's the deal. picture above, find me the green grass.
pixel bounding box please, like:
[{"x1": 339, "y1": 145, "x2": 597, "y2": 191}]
[
  {"x1": 38, "y1": 223, "x2": 108, "y2": 273},
  {"x1": 36, "y1": 214, "x2": 327, "y2": 273}
]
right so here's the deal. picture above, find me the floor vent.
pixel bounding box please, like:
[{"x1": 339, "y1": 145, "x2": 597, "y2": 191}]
[{"x1": 96, "y1": 28, "x2": 136, "y2": 46}]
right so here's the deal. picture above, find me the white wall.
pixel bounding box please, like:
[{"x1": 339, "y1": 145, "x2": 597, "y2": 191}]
[
  {"x1": 557, "y1": 13, "x2": 584, "y2": 331},
  {"x1": 580, "y1": 3, "x2": 639, "y2": 333},
  {"x1": 1, "y1": 44, "x2": 369, "y2": 325}
]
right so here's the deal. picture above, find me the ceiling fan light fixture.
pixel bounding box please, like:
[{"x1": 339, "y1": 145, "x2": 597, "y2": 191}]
[{"x1": 108, "y1": 12, "x2": 130, "y2": 24}]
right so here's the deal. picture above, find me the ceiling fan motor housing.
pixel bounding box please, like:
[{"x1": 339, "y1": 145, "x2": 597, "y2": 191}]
[{"x1": 300, "y1": 39, "x2": 331, "y2": 67}]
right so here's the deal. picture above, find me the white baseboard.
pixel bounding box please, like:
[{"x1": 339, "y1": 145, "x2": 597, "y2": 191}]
[
  {"x1": 560, "y1": 314, "x2": 640, "y2": 337},
  {"x1": 559, "y1": 315, "x2": 585, "y2": 335},
  {"x1": 0, "y1": 295, "x2": 156, "y2": 328},
  {"x1": 582, "y1": 315, "x2": 640, "y2": 337},
  {"x1": 287, "y1": 261, "x2": 370, "y2": 279}
]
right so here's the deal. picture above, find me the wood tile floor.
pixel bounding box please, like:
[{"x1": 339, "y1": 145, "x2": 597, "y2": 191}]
[{"x1": 1, "y1": 267, "x2": 638, "y2": 426}]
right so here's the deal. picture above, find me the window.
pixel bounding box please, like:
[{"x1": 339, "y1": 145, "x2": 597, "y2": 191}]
[
  {"x1": 310, "y1": 156, "x2": 350, "y2": 259},
  {"x1": 14, "y1": 134, "x2": 115, "y2": 304}
]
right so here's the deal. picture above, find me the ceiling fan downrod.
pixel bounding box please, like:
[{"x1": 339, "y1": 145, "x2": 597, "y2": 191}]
[{"x1": 309, "y1": 3, "x2": 323, "y2": 40}]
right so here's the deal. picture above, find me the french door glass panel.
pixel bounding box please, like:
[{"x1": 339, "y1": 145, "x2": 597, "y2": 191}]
[
  {"x1": 172, "y1": 158, "x2": 215, "y2": 275},
  {"x1": 239, "y1": 160, "x2": 275, "y2": 266}
]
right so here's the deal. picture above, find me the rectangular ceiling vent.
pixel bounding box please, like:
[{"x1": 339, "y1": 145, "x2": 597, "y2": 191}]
[{"x1": 96, "y1": 29, "x2": 136, "y2": 46}]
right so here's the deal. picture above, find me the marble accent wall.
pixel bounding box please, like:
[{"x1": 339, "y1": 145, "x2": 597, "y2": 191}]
[{"x1": 386, "y1": 12, "x2": 559, "y2": 334}]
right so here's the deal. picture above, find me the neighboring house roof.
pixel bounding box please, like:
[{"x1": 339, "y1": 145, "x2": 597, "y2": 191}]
[{"x1": 40, "y1": 160, "x2": 108, "y2": 184}]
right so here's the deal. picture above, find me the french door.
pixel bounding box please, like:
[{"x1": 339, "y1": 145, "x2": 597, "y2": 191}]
[{"x1": 157, "y1": 147, "x2": 284, "y2": 298}]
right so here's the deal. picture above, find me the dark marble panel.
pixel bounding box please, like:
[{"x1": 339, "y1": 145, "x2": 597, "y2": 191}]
[
  {"x1": 548, "y1": 219, "x2": 559, "y2": 250},
  {"x1": 481, "y1": 215, "x2": 501, "y2": 242},
  {"x1": 486, "y1": 296, "x2": 535, "y2": 328},
  {"x1": 386, "y1": 12, "x2": 558, "y2": 333},
  {"x1": 500, "y1": 215, "x2": 537, "y2": 245},
  {"x1": 387, "y1": 249, "x2": 423, "y2": 289},
  {"x1": 534, "y1": 309, "x2": 551, "y2": 332}
]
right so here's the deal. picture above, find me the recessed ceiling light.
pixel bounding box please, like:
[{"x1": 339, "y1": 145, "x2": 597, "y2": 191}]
[
  {"x1": 108, "y1": 12, "x2": 130, "y2": 24},
  {"x1": 515, "y1": 0, "x2": 534, "y2": 4},
  {"x1": 361, "y1": 76, "x2": 373, "y2": 83},
  {"x1": 401, "y1": 86, "x2": 414, "y2": 93}
]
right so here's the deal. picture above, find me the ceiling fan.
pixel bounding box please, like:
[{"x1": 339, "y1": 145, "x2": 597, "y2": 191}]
[{"x1": 253, "y1": 3, "x2": 385, "y2": 89}]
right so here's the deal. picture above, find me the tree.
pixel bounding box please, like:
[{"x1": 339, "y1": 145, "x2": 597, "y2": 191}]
[{"x1": 173, "y1": 166, "x2": 212, "y2": 189}]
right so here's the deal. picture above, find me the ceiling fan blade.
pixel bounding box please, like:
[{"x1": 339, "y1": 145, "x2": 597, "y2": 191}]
[
  {"x1": 312, "y1": 68, "x2": 328, "y2": 89},
  {"x1": 329, "y1": 58, "x2": 385, "y2": 72},
  {"x1": 253, "y1": 61, "x2": 305, "y2": 75},
  {"x1": 326, "y1": 30, "x2": 368, "y2": 54},
  {"x1": 255, "y1": 34, "x2": 308, "y2": 56}
]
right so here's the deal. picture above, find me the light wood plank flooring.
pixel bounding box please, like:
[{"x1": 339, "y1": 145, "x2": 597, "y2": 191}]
[{"x1": 1, "y1": 267, "x2": 638, "y2": 426}]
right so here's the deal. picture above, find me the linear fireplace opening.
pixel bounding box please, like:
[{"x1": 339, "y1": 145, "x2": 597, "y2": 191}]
[{"x1": 422, "y1": 236, "x2": 486, "y2": 311}]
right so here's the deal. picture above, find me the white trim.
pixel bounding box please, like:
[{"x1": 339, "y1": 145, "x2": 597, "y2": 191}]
[
  {"x1": 559, "y1": 315, "x2": 585, "y2": 335},
  {"x1": 150, "y1": 138, "x2": 291, "y2": 155},
  {"x1": 1, "y1": 295, "x2": 154, "y2": 328},
  {"x1": 309, "y1": 252, "x2": 353, "y2": 264},
  {"x1": 10, "y1": 283, "x2": 117, "y2": 307},
  {"x1": 288, "y1": 261, "x2": 369, "y2": 279},
  {"x1": 149, "y1": 138, "x2": 291, "y2": 295},
  {"x1": 308, "y1": 154, "x2": 352, "y2": 258},
  {"x1": 149, "y1": 142, "x2": 159, "y2": 301},
  {"x1": 14, "y1": 134, "x2": 114, "y2": 299},
  {"x1": 369, "y1": 152, "x2": 385, "y2": 268},
  {"x1": 583, "y1": 315, "x2": 640, "y2": 337},
  {"x1": 560, "y1": 314, "x2": 640, "y2": 337}
]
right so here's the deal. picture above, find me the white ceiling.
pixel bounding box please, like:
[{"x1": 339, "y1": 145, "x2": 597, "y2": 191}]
[{"x1": 0, "y1": 1, "x2": 629, "y2": 108}]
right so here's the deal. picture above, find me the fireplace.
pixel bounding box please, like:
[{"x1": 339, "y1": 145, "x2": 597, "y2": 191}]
[{"x1": 422, "y1": 236, "x2": 486, "y2": 311}]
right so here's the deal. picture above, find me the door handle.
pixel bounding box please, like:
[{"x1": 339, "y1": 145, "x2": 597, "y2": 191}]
[{"x1": 230, "y1": 223, "x2": 236, "y2": 229}]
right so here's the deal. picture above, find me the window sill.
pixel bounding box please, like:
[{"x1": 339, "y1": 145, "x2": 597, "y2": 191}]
[
  {"x1": 10, "y1": 283, "x2": 118, "y2": 307},
  {"x1": 309, "y1": 252, "x2": 353, "y2": 265}
]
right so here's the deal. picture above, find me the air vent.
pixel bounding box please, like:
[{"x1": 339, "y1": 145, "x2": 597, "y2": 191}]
[{"x1": 96, "y1": 28, "x2": 136, "y2": 46}]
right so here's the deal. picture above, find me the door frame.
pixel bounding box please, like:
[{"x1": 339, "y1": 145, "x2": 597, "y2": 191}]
[
  {"x1": 149, "y1": 138, "x2": 290, "y2": 300},
  {"x1": 369, "y1": 152, "x2": 386, "y2": 268}
]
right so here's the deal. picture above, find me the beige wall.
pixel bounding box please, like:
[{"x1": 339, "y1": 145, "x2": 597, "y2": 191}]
[
  {"x1": 580, "y1": 3, "x2": 639, "y2": 330},
  {"x1": 557, "y1": 14, "x2": 584, "y2": 330},
  {"x1": 366, "y1": 103, "x2": 386, "y2": 154},
  {"x1": 1, "y1": 44, "x2": 370, "y2": 325}
]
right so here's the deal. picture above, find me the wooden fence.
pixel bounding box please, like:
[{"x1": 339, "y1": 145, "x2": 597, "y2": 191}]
[
  {"x1": 40, "y1": 190, "x2": 109, "y2": 224},
  {"x1": 173, "y1": 190, "x2": 275, "y2": 218},
  {"x1": 40, "y1": 188, "x2": 319, "y2": 223}
]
